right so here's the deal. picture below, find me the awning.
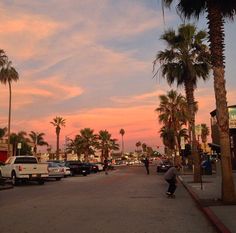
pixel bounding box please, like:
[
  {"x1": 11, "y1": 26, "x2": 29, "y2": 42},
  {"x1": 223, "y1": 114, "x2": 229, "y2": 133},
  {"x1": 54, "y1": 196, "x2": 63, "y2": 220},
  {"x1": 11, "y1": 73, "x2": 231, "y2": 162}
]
[{"x1": 208, "y1": 143, "x2": 221, "y2": 153}]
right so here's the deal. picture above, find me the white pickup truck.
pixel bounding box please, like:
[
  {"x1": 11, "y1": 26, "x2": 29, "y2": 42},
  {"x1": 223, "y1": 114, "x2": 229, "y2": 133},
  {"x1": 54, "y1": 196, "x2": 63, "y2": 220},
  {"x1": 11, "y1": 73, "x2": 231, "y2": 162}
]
[{"x1": 0, "y1": 156, "x2": 48, "y2": 185}]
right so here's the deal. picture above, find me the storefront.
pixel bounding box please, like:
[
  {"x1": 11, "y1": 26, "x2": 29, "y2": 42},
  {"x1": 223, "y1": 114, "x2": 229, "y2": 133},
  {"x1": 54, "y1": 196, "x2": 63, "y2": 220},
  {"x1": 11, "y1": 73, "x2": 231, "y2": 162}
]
[{"x1": 210, "y1": 105, "x2": 236, "y2": 169}]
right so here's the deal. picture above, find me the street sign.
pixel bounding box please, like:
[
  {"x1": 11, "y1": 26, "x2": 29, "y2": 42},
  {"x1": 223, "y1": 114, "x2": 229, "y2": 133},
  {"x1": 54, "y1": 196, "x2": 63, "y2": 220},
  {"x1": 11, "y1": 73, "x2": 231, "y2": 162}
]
[{"x1": 17, "y1": 143, "x2": 22, "y2": 149}]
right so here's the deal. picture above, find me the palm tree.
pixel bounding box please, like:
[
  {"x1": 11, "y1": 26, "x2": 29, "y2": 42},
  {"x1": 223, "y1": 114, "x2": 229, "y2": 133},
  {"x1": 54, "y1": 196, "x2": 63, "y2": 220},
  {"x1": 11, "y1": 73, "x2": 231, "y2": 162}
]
[
  {"x1": 154, "y1": 23, "x2": 211, "y2": 181},
  {"x1": 50, "y1": 116, "x2": 66, "y2": 160},
  {"x1": 119, "y1": 128, "x2": 125, "y2": 155},
  {"x1": 162, "y1": 0, "x2": 236, "y2": 204},
  {"x1": 156, "y1": 90, "x2": 189, "y2": 162},
  {"x1": 0, "y1": 59, "x2": 19, "y2": 157},
  {"x1": 28, "y1": 131, "x2": 48, "y2": 155},
  {"x1": 10, "y1": 131, "x2": 30, "y2": 156},
  {"x1": 98, "y1": 130, "x2": 119, "y2": 162},
  {"x1": 135, "y1": 141, "x2": 142, "y2": 152},
  {"x1": 201, "y1": 124, "x2": 210, "y2": 152},
  {"x1": 76, "y1": 128, "x2": 97, "y2": 162}
]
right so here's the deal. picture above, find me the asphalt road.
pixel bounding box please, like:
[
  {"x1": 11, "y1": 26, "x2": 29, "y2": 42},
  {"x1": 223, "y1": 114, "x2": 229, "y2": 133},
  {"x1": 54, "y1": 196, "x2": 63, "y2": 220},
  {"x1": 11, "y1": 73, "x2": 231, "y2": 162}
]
[{"x1": 0, "y1": 165, "x2": 216, "y2": 233}]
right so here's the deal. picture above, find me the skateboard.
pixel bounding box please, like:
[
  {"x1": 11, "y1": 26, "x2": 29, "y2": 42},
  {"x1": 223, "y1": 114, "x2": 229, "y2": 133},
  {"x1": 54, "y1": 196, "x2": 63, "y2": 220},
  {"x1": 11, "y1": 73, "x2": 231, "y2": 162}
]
[{"x1": 166, "y1": 193, "x2": 175, "y2": 198}]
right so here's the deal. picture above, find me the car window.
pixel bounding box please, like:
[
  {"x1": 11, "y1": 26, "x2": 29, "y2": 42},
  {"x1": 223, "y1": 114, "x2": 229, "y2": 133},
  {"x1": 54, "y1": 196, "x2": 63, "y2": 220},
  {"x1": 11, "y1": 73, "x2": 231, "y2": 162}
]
[{"x1": 14, "y1": 157, "x2": 37, "y2": 164}]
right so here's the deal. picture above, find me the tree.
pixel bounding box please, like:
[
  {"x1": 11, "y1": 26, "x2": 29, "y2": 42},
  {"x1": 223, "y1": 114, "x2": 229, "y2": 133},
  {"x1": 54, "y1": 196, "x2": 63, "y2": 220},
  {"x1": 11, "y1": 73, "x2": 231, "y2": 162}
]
[
  {"x1": 119, "y1": 128, "x2": 125, "y2": 154},
  {"x1": 156, "y1": 90, "x2": 189, "y2": 162},
  {"x1": 75, "y1": 128, "x2": 97, "y2": 162},
  {"x1": 135, "y1": 141, "x2": 142, "y2": 152},
  {"x1": 10, "y1": 131, "x2": 31, "y2": 156},
  {"x1": 154, "y1": 23, "x2": 211, "y2": 182},
  {"x1": 201, "y1": 123, "x2": 210, "y2": 152},
  {"x1": 50, "y1": 116, "x2": 66, "y2": 160},
  {"x1": 162, "y1": 0, "x2": 236, "y2": 204},
  {"x1": 0, "y1": 58, "x2": 19, "y2": 157},
  {"x1": 97, "y1": 130, "x2": 119, "y2": 162},
  {"x1": 28, "y1": 131, "x2": 48, "y2": 155}
]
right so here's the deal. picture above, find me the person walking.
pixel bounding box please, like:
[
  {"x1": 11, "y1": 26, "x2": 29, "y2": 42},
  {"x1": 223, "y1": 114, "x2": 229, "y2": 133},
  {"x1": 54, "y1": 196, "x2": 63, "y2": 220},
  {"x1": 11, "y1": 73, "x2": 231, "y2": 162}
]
[
  {"x1": 164, "y1": 165, "x2": 180, "y2": 197},
  {"x1": 143, "y1": 157, "x2": 150, "y2": 175}
]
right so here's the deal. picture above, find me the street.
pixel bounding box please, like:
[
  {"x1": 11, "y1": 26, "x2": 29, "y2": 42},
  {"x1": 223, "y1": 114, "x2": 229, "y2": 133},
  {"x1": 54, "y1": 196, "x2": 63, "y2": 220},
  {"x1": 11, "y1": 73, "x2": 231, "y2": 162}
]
[{"x1": 0, "y1": 165, "x2": 216, "y2": 233}]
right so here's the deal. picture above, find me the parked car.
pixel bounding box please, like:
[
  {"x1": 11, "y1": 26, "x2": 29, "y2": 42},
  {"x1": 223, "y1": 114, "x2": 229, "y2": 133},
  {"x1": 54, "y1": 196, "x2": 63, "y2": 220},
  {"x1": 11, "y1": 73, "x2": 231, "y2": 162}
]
[
  {"x1": 84, "y1": 163, "x2": 99, "y2": 173},
  {"x1": 46, "y1": 162, "x2": 64, "y2": 181},
  {"x1": 47, "y1": 160, "x2": 71, "y2": 177},
  {"x1": 94, "y1": 162, "x2": 104, "y2": 171},
  {"x1": 64, "y1": 161, "x2": 90, "y2": 176},
  {"x1": 57, "y1": 162, "x2": 71, "y2": 177},
  {"x1": 0, "y1": 156, "x2": 48, "y2": 185},
  {"x1": 156, "y1": 161, "x2": 172, "y2": 173}
]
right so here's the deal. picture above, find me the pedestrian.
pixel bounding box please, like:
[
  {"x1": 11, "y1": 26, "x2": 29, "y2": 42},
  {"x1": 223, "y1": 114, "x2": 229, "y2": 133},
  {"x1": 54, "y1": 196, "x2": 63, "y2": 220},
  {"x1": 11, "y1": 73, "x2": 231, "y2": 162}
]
[
  {"x1": 104, "y1": 158, "x2": 109, "y2": 175},
  {"x1": 163, "y1": 165, "x2": 180, "y2": 197},
  {"x1": 143, "y1": 157, "x2": 150, "y2": 175}
]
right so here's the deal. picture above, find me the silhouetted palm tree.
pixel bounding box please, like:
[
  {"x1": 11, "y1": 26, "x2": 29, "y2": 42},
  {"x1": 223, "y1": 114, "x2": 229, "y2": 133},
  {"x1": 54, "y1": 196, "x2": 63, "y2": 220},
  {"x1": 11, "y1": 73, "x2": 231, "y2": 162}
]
[
  {"x1": 119, "y1": 128, "x2": 125, "y2": 154},
  {"x1": 98, "y1": 130, "x2": 119, "y2": 162},
  {"x1": 50, "y1": 116, "x2": 66, "y2": 160},
  {"x1": 28, "y1": 131, "x2": 48, "y2": 155},
  {"x1": 0, "y1": 59, "x2": 19, "y2": 157}
]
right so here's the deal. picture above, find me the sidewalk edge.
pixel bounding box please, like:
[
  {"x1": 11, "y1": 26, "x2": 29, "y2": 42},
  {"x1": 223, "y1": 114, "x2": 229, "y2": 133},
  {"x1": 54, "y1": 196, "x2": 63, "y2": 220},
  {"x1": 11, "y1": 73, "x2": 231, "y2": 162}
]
[{"x1": 179, "y1": 176, "x2": 232, "y2": 233}]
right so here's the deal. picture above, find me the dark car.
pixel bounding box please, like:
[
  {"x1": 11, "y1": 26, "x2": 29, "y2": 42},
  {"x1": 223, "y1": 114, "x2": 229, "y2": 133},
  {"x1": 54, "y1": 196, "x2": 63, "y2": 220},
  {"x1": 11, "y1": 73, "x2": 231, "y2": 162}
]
[
  {"x1": 84, "y1": 163, "x2": 99, "y2": 173},
  {"x1": 65, "y1": 161, "x2": 90, "y2": 176},
  {"x1": 156, "y1": 161, "x2": 172, "y2": 173}
]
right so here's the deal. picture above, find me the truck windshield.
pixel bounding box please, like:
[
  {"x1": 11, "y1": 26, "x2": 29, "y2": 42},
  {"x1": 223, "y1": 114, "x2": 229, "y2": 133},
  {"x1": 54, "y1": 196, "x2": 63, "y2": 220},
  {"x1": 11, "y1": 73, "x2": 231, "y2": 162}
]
[{"x1": 14, "y1": 157, "x2": 37, "y2": 164}]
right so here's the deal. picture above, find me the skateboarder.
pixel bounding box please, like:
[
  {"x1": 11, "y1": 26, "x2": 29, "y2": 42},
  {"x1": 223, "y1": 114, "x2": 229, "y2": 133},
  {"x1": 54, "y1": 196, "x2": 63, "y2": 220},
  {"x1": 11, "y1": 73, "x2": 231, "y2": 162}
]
[{"x1": 163, "y1": 165, "x2": 180, "y2": 197}]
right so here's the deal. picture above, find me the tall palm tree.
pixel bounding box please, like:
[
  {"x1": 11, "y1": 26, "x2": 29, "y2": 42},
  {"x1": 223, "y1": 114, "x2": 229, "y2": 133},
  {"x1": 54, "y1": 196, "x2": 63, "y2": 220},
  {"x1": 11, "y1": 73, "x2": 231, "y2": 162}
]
[
  {"x1": 50, "y1": 116, "x2": 66, "y2": 160},
  {"x1": 119, "y1": 128, "x2": 125, "y2": 155},
  {"x1": 162, "y1": 0, "x2": 236, "y2": 205},
  {"x1": 28, "y1": 131, "x2": 48, "y2": 155},
  {"x1": 0, "y1": 59, "x2": 19, "y2": 157},
  {"x1": 154, "y1": 24, "x2": 211, "y2": 182},
  {"x1": 156, "y1": 90, "x2": 189, "y2": 162}
]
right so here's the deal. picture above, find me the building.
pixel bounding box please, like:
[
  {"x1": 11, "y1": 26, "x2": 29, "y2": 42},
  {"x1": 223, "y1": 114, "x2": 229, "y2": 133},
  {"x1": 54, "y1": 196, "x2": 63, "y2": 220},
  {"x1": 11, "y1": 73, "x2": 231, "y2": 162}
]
[{"x1": 210, "y1": 105, "x2": 236, "y2": 169}]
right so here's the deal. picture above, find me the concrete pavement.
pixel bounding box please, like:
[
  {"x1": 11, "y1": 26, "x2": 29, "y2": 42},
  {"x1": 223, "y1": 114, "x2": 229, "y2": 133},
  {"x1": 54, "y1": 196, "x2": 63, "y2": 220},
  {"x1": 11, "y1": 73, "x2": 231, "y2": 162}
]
[{"x1": 179, "y1": 170, "x2": 236, "y2": 233}]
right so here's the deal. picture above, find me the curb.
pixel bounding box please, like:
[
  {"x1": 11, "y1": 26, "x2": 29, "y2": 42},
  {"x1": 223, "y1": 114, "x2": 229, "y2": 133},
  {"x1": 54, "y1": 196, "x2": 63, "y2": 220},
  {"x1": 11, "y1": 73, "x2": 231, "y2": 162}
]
[
  {"x1": 179, "y1": 176, "x2": 232, "y2": 233},
  {"x1": 0, "y1": 185, "x2": 13, "y2": 191}
]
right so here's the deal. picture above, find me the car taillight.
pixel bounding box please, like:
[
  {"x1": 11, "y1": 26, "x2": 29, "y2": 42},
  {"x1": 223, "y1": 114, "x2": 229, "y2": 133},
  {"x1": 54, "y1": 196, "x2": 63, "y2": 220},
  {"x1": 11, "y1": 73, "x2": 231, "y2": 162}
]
[{"x1": 18, "y1": 165, "x2": 22, "y2": 171}]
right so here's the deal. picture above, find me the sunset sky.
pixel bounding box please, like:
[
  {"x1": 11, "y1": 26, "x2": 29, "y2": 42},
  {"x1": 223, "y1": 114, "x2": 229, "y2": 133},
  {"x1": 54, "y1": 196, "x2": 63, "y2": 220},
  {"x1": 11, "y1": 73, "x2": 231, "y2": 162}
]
[{"x1": 0, "y1": 0, "x2": 236, "y2": 153}]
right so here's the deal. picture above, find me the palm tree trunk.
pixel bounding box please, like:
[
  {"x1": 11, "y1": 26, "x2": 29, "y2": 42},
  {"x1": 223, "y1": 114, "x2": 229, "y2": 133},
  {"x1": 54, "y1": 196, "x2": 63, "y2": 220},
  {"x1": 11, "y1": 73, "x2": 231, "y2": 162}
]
[
  {"x1": 185, "y1": 81, "x2": 201, "y2": 182},
  {"x1": 121, "y1": 135, "x2": 124, "y2": 154},
  {"x1": 207, "y1": 1, "x2": 236, "y2": 203},
  {"x1": 56, "y1": 132, "x2": 60, "y2": 160},
  {"x1": 7, "y1": 81, "x2": 12, "y2": 157}
]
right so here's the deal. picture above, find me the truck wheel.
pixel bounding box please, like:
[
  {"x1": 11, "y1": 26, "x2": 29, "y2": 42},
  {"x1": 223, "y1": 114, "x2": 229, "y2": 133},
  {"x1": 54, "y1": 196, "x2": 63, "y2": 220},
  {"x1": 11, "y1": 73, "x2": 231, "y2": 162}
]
[
  {"x1": 38, "y1": 179, "x2": 45, "y2": 185},
  {"x1": 11, "y1": 171, "x2": 18, "y2": 186}
]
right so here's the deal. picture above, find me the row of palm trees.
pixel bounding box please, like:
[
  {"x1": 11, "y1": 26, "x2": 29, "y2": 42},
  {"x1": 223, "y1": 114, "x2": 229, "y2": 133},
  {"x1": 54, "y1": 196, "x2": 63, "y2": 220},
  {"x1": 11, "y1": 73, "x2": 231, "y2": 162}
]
[
  {"x1": 66, "y1": 128, "x2": 119, "y2": 162},
  {"x1": 154, "y1": 23, "x2": 211, "y2": 182},
  {"x1": 155, "y1": 0, "x2": 236, "y2": 203}
]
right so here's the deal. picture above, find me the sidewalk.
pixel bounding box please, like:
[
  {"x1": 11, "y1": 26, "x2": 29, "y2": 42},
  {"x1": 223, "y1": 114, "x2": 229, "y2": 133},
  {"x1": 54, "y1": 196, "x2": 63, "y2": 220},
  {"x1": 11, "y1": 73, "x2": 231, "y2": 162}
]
[{"x1": 179, "y1": 171, "x2": 236, "y2": 233}]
